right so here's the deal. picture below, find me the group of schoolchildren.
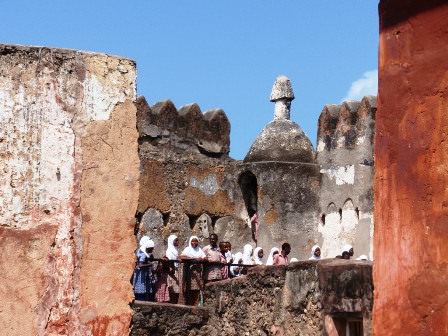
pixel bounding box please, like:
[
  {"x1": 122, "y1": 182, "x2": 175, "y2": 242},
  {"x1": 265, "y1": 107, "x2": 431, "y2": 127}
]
[{"x1": 133, "y1": 234, "x2": 367, "y2": 306}]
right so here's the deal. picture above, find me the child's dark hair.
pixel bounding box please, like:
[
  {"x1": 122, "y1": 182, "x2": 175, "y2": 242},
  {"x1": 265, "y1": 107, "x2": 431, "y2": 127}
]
[{"x1": 282, "y1": 242, "x2": 291, "y2": 251}]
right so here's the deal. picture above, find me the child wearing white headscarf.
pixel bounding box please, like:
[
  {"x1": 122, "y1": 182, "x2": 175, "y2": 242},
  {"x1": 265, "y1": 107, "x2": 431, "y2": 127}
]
[
  {"x1": 342, "y1": 244, "x2": 354, "y2": 259},
  {"x1": 230, "y1": 252, "x2": 244, "y2": 277},
  {"x1": 181, "y1": 236, "x2": 206, "y2": 259},
  {"x1": 181, "y1": 236, "x2": 205, "y2": 305},
  {"x1": 242, "y1": 244, "x2": 254, "y2": 265},
  {"x1": 139, "y1": 235, "x2": 150, "y2": 248},
  {"x1": 266, "y1": 247, "x2": 279, "y2": 265},
  {"x1": 133, "y1": 239, "x2": 156, "y2": 301},
  {"x1": 165, "y1": 234, "x2": 180, "y2": 303},
  {"x1": 309, "y1": 245, "x2": 321, "y2": 260},
  {"x1": 166, "y1": 234, "x2": 179, "y2": 260},
  {"x1": 253, "y1": 247, "x2": 264, "y2": 265}
]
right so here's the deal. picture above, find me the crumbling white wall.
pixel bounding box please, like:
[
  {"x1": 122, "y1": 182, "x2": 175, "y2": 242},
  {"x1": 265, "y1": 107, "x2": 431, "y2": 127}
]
[
  {"x1": 316, "y1": 98, "x2": 376, "y2": 260},
  {"x1": 0, "y1": 45, "x2": 138, "y2": 336}
]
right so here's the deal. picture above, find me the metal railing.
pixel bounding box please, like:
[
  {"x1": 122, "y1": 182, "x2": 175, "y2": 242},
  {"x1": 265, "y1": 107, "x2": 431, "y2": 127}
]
[{"x1": 133, "y1": 258, "x2": 256, "y2": 306}]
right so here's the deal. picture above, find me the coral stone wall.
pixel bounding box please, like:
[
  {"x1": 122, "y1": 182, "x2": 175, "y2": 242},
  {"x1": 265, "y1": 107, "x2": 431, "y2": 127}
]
[
  {"x1": 131, "y1": 260, "x2": 373, "y2": 336},
  {"x1": 0, "y1": 45, "x2": 139, "y2": 335},
  {"x1": 316, "y1": 97, "x2": 376, "y2": 259},
  {"x1": 241, "y1": 162, "x2": 320, "y2": 260},
  {"x1": 374, "y1": 1, "x2": 448, "y2": 335},
  {"x1": 136, "y1": 97, "x2": 252, "y2": 256}
]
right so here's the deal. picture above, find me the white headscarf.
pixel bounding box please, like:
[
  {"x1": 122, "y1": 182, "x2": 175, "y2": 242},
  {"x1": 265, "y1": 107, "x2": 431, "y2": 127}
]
[
  {"x1": 139, "y1": 235, "x2": 150, "y2": 247},
  {"x1": 225, "y1": 250, "x2": 233, "y2": 263},
  {"x1": 342, "y1": 244, "x2": 353, "y2": 252},
  {"x1": 181, "y1": 236, "x2": 205, "y2": 259},
  {"x1": 309, "y1": 244, "x2": 321, "y2": 260},
  {"x1": 253, "y1": 247, "x2": 264, "y2": 265},
  {"x1": 342, "y1": 244, "x2": 353, "y2": 254},
  {"x1": 166, "y1": 234, "x2": 179, "y2": 260},
  {"x1": 242, "y1": 244, "x2": 254, "y2": 265},
  {"x1": 266, "y1": 247, "x2": 279, "y2": 265},
  {"x1": 230, "y1": 252, "x2": 243, "y2": 276},
  {"x1": 290, "y1": 258, "x2": 299, "y2": 263},
  {"x1": 140, "y1": 239, "x2": 155, "y2": 258}
]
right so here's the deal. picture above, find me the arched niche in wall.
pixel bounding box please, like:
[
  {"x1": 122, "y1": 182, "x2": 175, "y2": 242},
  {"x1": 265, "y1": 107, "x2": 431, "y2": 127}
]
[
  {"x1": 327, "y1": 202, "x2": 338, "y2": 214},
  {"x1": 325, "y1": 202, "x2": 341, "y2": 225},
  {"x1": 343, "y1": 198, "x2": 355, "y2": 210},
  {"x1": 192, "y1": 213, "x2": 212, "y2": 241},
  {"x1": 238, "y1": 171, "x2": 258, "y2": 217},
  {"x1": 341, "y1": 198, "x2": 358, "y2": 232}
]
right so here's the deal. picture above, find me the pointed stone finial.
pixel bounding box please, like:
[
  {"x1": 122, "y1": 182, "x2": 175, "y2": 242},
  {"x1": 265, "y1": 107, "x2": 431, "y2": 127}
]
[
  {"x1": 270, "y1": 75, "x2": 295, "y2": 102},
  {"x1": 270, "y1": 75, "x2": 295, "y2": 120}
]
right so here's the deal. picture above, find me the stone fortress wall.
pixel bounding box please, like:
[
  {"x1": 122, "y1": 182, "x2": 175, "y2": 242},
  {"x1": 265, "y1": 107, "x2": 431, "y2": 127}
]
[
  {"x1": 0, "y1": 44, "x2": 375, "y2": 335},
  {"x1": 134, "y1": 74, "x2": 376, "y2": 261},
  {"x1": 0, "y1": 45, "x2": 139, "y2": 335},
  {"x1": 2, "y1": 1, "x2": 447, "y2": 334},
  {"x1": 131, "y1": 260, "x2": 373, "y2": 336},
  {"x1": 316, "y1": 97, "x2": 376, "y2": 259},
  {"x1": 135, "y1": 97, "x2": 253, "y2": 257}
]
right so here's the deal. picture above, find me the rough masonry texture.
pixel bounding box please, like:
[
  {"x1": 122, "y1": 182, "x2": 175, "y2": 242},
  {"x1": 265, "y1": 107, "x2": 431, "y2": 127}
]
[
  {"x1": 136, "y1": 75, "x2": 376, "y2": 261},
  {"x1": 373, "y1": 1, "x2": 448, "y2": 335},
  {"x1": 0, "y1": 45, "x2": 139, "y2": 335},
  {"x1": 136, "y1": 96, "x2": 253, "y2": 256},
  {"x1": 0, "y1": 44, "x2": 378, "y2": 335},
  {"x1": 131, "y1": 260, "x2": 373, "y2": 336},
  {"x1": 316, "y1": 97, "x2": 376, "y2": 259}
]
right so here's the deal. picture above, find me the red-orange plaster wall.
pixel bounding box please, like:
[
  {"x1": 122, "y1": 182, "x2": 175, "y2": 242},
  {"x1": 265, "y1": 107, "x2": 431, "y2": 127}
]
[{"x1": 374, "y1": 1, "x2": 448, "y2": 335}]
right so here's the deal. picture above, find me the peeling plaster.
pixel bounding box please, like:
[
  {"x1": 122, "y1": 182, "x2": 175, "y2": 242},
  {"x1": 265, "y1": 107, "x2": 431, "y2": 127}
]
[
  {"x1": 320, "y1": 165, "x2": 355, "y2": 185},
  {"x1": 82, "y1": 73, "x2": 130, "y2": 121},
  {"x1": 316, "y1": 139, "x2": 326, "y2": 152},
  {"x1": 190, "y1": 175, "x2": 219, "y2": 196}
]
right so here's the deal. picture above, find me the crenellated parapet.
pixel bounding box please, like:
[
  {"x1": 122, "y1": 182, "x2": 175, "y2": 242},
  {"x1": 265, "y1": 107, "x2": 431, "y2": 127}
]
[
  {"x1": 317, "y1": 96, "x2": 376, "y2": 164},
  {"x1": 136, "y1": 96, "x2": 230, "y2": 156}
]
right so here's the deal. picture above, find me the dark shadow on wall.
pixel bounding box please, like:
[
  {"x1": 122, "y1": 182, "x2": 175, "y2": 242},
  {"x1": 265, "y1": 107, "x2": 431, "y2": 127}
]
[
  {"x1": 238, "y1": 171, "x2": 258, "y2": 218},
  {"x1": 380, "y1": 0, "x2": 448, "y2": 28}
]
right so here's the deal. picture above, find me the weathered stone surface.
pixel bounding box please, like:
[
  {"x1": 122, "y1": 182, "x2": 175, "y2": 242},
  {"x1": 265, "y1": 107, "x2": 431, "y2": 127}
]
[
  {"x1": 316, "y1": 97, "x2": 376, "y2": 259},
  {"x1": 246, "y1": 76, "x2": 314, "y2": 163},
  {"x1": 75, "y1": 100, "x2": 139, "y2": 335},
  {"x1": 0, "y1": 224, "x2": 58, "y2": 335},
  {"x1": 131, "y1": 260, "x2": 372, "y2": 335},
  {"x1": 140, "y1": 208, "x2": 164, "y2": 231},
  {"x1": 184, "y1": 166, "x2": 237, "y2": 216},
  {"x1": 237, "y1": 161, "x2": 320, "y2": 260},
  {"x1": 192, "y1": 213, "x2": 212, "y2": 240},
  {"x1": 0, "y1": 45, "x2": 138, "y2": 335},
  {"x1": 136, "y1": 97, "x2": 230, "y2": 156},
  {"x1": 374, "y1": 2, "x2": 448, "y2": 335},
  {"x1": 131, "y1": 302, "x2": 209, "y2": 336},
  {"x1": 244, "y1": 120, "x2": 315, "y2": 163},
  {"x1": 213, "y1": 216, "x2": 252, "y2": 249},
  {"x1": 270, "y1": 75, "x2": 295, "y2": 102},
  {"x1": 137, "y1": 101, "x2": 254, "y2": 256}
]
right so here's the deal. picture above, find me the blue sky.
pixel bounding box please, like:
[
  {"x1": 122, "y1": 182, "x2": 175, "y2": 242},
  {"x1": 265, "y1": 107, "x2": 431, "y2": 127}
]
[{"x1": 0, "y1": 1, "x2": 379, "y2": 159}]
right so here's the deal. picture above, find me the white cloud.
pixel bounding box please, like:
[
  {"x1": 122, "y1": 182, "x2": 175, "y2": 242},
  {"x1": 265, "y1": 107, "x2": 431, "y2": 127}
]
[{"x1": 342, "y1": 70, "x2": 378, "y2": 102}]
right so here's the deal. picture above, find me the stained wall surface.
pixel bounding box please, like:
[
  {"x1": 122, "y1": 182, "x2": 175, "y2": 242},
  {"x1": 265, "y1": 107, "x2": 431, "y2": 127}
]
[
  {"x1": 373, "y1": 1, "x2": 448, "y2": 335},
  {"x1": 316, "y1": 97, "x2": 376, "y2": 259},
  {"x1": 241, "y1": 161, "x2": 320, "y2": 260},
  {"x1": 0, "y1": 45, "x2": 139, "y2": 335},
  {"x1": 136, "y1": 97, "x2": 253, "y2": 256},
  {"x1": 131, "y1": 260, "x2": 373, "y2": 336}
]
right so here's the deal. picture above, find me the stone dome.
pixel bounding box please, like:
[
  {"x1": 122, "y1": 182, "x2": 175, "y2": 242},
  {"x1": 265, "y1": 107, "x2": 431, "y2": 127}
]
[{"x1": 244, "y1": 119, "x2": 315, "y2": 163}]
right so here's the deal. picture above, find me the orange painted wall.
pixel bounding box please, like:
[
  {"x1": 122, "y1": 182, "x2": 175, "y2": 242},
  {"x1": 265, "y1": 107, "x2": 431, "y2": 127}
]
[{"x1": 374, "y1": 1, "x2": 448, "y2": 335}]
